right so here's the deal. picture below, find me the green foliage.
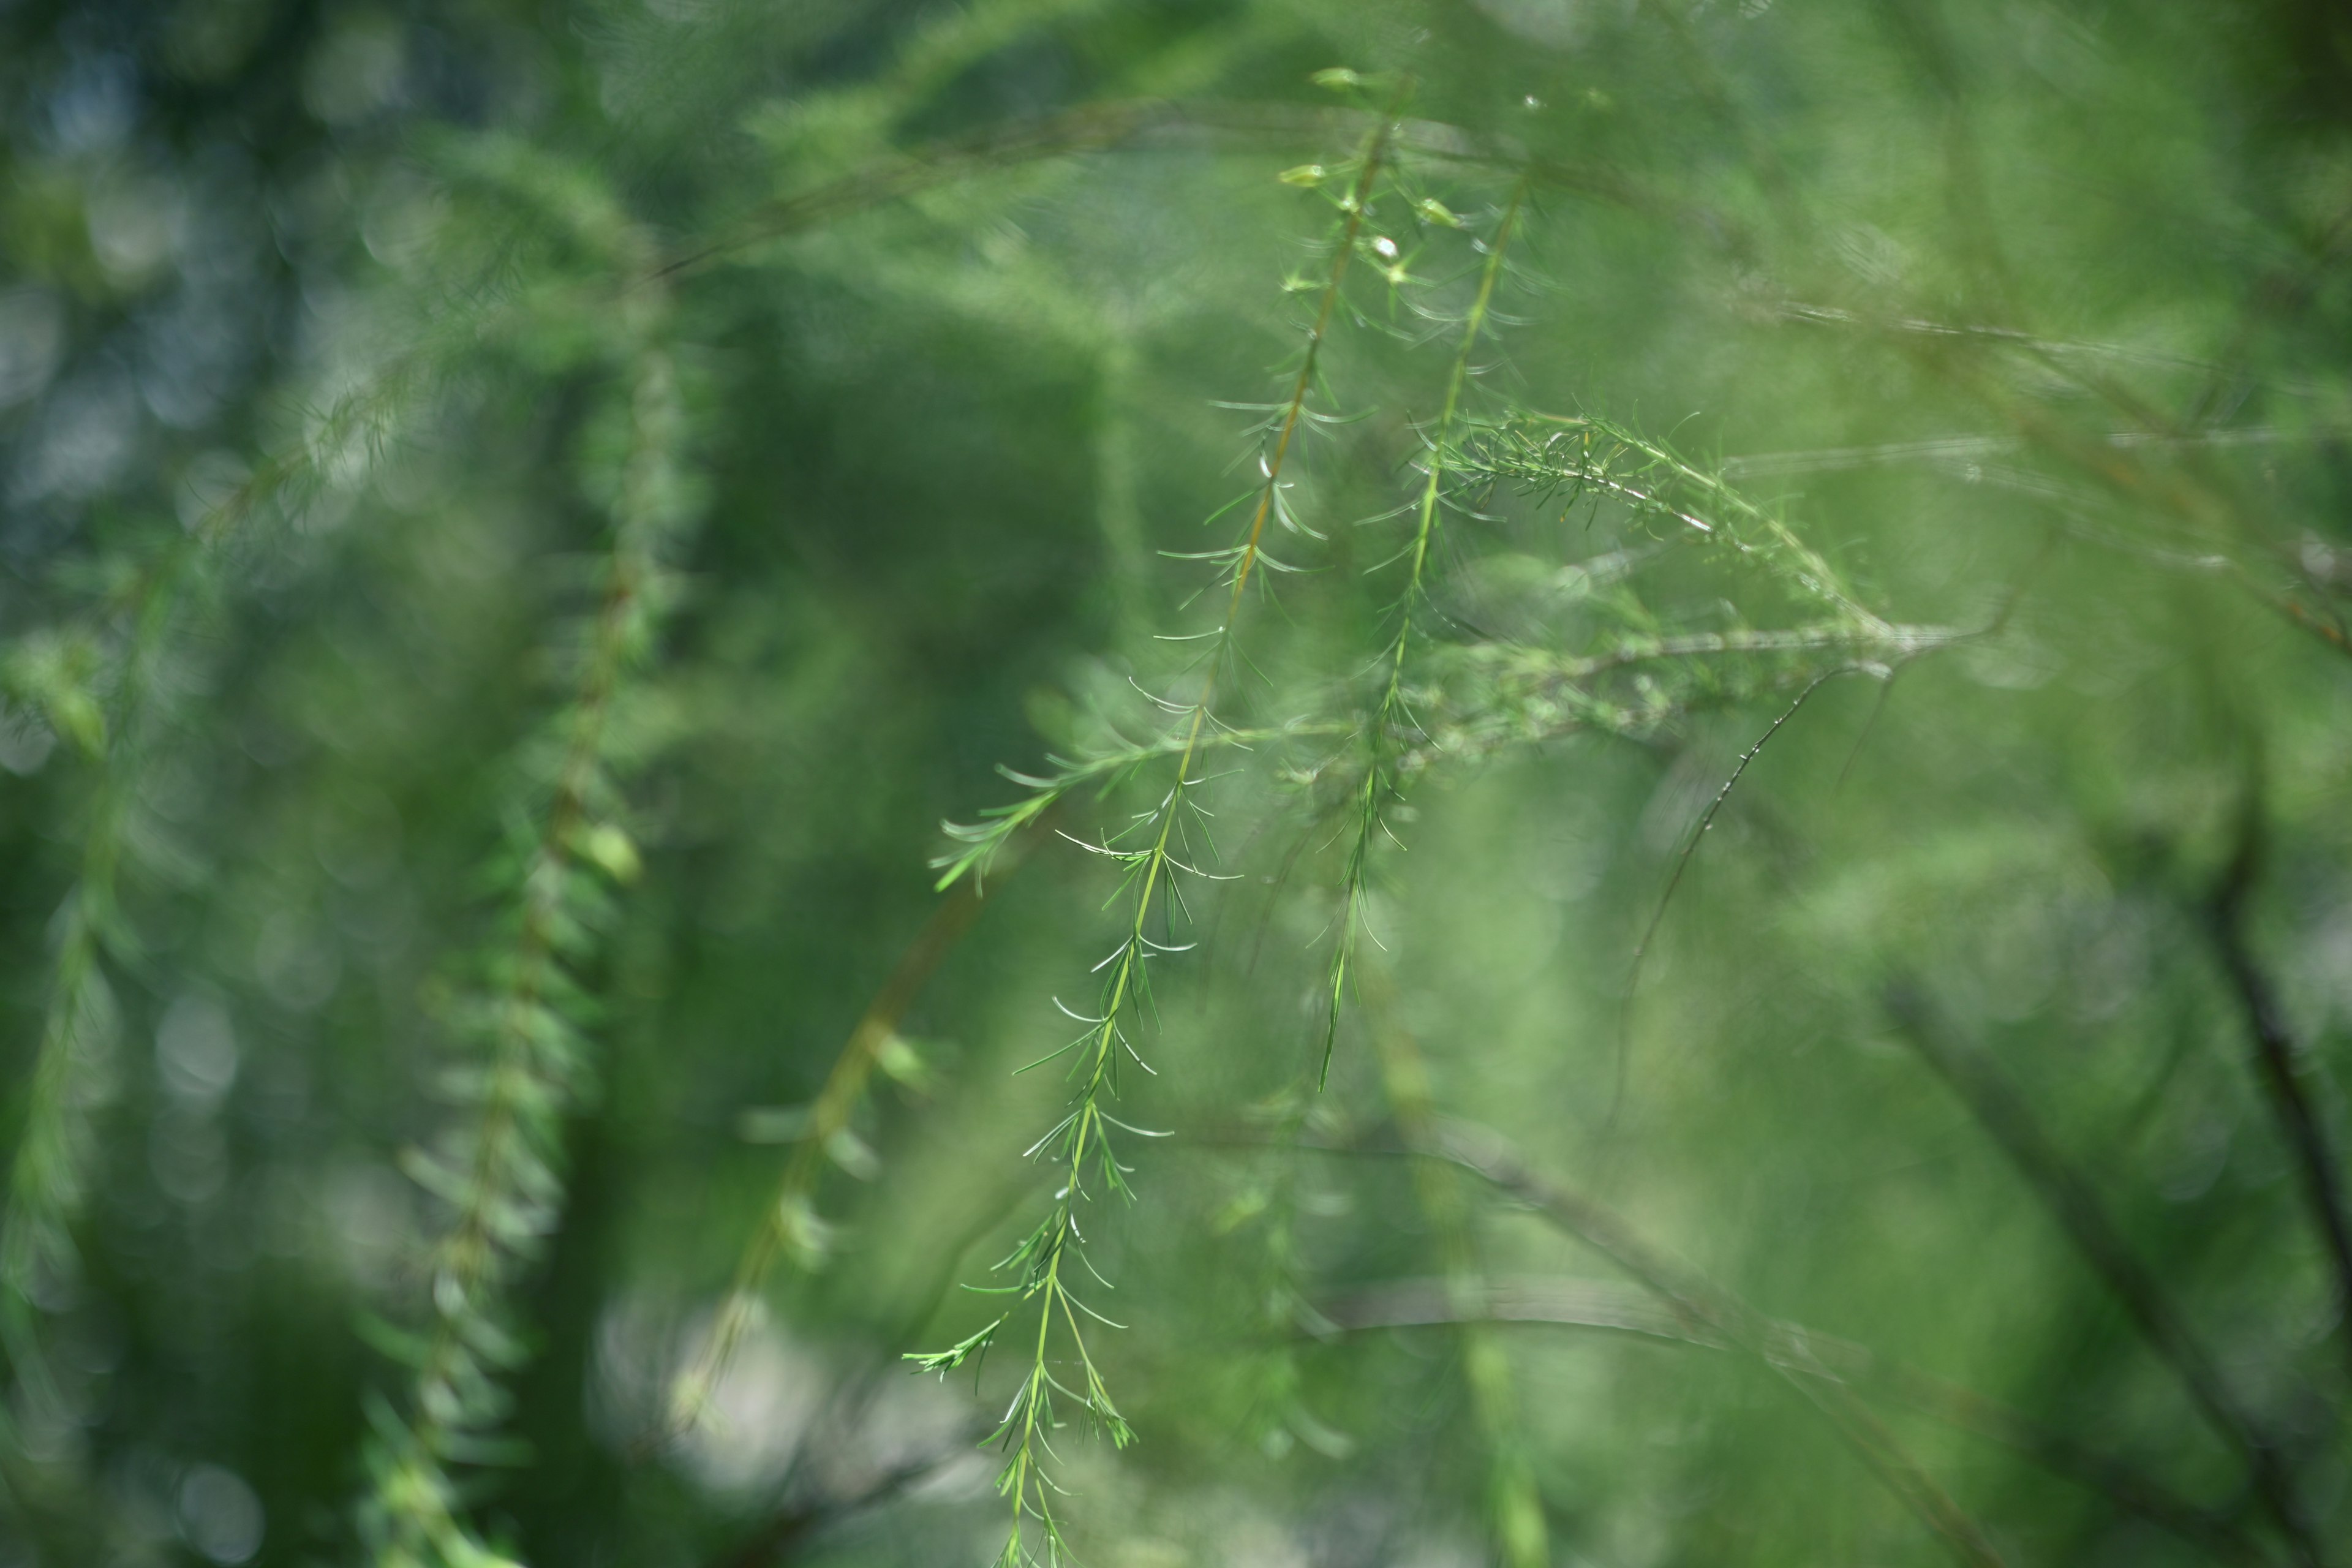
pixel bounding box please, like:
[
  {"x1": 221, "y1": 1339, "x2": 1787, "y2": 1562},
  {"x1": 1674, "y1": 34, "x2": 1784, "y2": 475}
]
[{"x1": 1, "y1": 3, "x2": 2351, "y2": 1567}]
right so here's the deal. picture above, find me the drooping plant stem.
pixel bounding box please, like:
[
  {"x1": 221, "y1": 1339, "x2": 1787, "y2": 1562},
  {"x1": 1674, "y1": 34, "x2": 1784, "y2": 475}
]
[
  {"x1": 1321, "y1": 179, "x2": 1526, "y2": 1084},
  {"x1": 665, "y1": 823, "x2": 1037, "y2": 1443},
  {"x1": 367, "y1": 335, "x2": 690, "y2": 1568},
  {"x1": 0, "y1": 849, "x2": 114, "y2": 1421},
  {"x1": 1885, "y1": 984, "x2": 2327, "y2": 1568},
  {"x1": 912, "y1": 112, "x2": 1398, "y2": 1567},
  {"x1": 2206, "y1": 801, "x2": 2352, "y2": 1388},
  {"x1": 0, "y1": 525, "x2": 202, "y2": 1442}
]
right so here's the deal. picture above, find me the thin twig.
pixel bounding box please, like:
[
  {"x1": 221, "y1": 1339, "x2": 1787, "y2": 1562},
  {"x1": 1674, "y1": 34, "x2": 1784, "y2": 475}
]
[
  {"x1": 1884, "y1": 984, "x2": 2326, "y2": 1568},
  {"x1": 658, "y1": 813, "x2": 1047, "y2": 1450},
  {"x1": 1611, "y1": 665, "x2": 1861, "y2": 1121},
  {"x1": 2206, "y1": 795, "x2": 2352, "y2": 1389},
  {"x1": 710, "y1": 1438, "x2": 985, "y2": 1568},
  {"x1": 1320, "y1": 1273, "x2": 2264, "y2": 1566},
  {"x1": 644, "y1": 102, "x2": 1701, "y2": 287},
  {"x1": 1427, "y1": 1118, "x2": 2010, "y2": 1568}
]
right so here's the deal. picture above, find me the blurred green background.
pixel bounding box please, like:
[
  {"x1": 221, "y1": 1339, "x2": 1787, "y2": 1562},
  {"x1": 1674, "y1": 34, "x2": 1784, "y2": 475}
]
[{"x1": 2, "y1": 1, "x2": 2352, "y2": 1565}]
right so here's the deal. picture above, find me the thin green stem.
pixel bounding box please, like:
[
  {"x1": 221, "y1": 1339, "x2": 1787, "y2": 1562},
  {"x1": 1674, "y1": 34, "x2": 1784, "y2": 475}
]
[
  {"x1": 1324, "y1": 179, "x2": 1526, "y2": 1084},
  {"x1": 664, "y1": 821, "x2": 1043, "y2": 1446},
  {"x1": 923, "y1": 113, "x2": 1400, "y2": 1567},
  {"x1": 933, "y1": 720, "x2": 1349, "y2": 893},
  {"x1": 1461, "y1": 415, "x2": 1890, "y2": 631}
]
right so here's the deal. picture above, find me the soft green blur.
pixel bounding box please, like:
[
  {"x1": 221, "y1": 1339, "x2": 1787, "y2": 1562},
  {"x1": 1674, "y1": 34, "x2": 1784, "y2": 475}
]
[{"x1": 2, "y1": 2, "x2": 2350, "y2": 1566}]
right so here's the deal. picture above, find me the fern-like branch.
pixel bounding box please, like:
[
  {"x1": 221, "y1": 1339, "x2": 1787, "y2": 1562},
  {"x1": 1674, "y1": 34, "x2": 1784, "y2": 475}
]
[
  {"x1": 0, "y1": 531, "x2": 214, "y2": 1500},
  {"x1": 1458, "y1": 414, "x2": 1892, "y2": 631},
  {"x1": 364, "y1": 340, "x2": 692, "y2": 1568},
  {"x1": 1322, "y1": 178, "x2": 1525, "y2": 1085},
  {"x1": 911, "y1": 108, "x2": 1399, "y2": 1567}
]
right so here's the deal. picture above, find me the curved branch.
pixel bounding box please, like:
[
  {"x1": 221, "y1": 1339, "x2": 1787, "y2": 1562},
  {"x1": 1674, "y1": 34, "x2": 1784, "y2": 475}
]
[
  {"x1": 1427, "y1": 1119, "x2": 2010, "y2": 1568},
  {"x1": 647, "y1": 101, "x2": 1728, "y2": 286},
  {"x1": 1321, "y1": 1274, "x2": 2264, "y2": 1566}
]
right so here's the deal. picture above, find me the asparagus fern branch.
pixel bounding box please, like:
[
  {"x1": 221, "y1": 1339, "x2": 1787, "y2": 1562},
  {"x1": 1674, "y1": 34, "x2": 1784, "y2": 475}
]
[
  {"x1": 363, "y1": 338, "x2": 693, "y2": 1568},
  {"x1": 911, "y1": 108, "x2": 1399, "y2": 1567},
  {"x1": 1322, "y1": 177, "x2": 1527, "y2": 1085}
]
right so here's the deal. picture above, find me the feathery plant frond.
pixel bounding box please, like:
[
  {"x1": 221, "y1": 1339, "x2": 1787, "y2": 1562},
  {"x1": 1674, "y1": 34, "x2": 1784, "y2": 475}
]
[
  {"x1": 6, "y1": 7, "x2": 2350, "y2": 1566},
  {"x1": 1459, "y1": 414, "x2": 1893, "y2": 632},
  {"x1": 1299, "y1": 176, "x2": 1550, "y2": 1565},
  {"x1": 1391, "y1": 414, "x2": 1961, "y2": 767},
  {"x1": 932, "y1": 722, "x2": 1351, "y2": 895},
  {"x1": 0, "y1": 398, "x2": 416, "y2": 1489},
  {"x1": 910, "y1": 100, "x2": 1403, "y2": 1567},
  {"x1": 1415, "y1": 619, "x2": 1963, "y2": 763},
  {"x1": 0, "y1": 301, "x2": 476, "y2": 1428},
  {"x1": 669, "y1": 723, "x2": 1360, "y2": 1447},
  {"x1": 0, "y1": 662, "x2": 125, "y2": 1449},
  {"x1": 361, "y1": 327, "x2": 698, "y2": 1568},
  {"x1": 1321, "y1": 176, "x2": 1527, "y2": 1087}
]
